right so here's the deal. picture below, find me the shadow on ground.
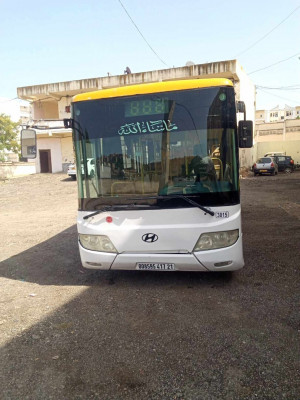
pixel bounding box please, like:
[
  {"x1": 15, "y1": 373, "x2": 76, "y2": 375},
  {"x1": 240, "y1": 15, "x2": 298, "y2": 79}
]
[
  {"x1": 0, "y1": 217, "x2": 299, "y2": 399},
  {"x1": 0, "y1": 224, "x2": 233, "y2": 287}
]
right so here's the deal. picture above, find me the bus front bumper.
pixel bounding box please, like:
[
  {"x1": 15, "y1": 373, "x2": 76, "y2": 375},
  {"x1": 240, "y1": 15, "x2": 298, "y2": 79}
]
[{"x1": 79, "y1": 239, "x2": 244, "y2": 272}]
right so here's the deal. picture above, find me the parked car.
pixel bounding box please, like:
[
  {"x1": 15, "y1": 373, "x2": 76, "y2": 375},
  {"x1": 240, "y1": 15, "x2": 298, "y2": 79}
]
[
  {"x1": 67, "y1": 158, "x2": 96, "y2": 180},
  {"x1": 67, "y1": 163, "x2": 76, "y2": 180},
  {"x1": 253, "y1": 157, "x2": 278, "y2": 176},
  {"x1": 264, "y1": 152, "x2": 285, "y2": 157},
  {"x1": 272, "y1": 155, "x2": 295, "y2": 173}
]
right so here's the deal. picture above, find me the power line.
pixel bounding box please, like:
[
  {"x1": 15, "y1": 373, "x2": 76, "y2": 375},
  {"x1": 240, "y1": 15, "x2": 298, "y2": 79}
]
[
  {"x1": 117, "y1": 0, "x2": 170, "y2": 68},
  {"x1": 256, "y1": 87, "x2": 300, "y2": 104},
  {"x1": 249, "y1": 51, "x2": 300, "y2": 74},
  {"x1": 236, "y1": 5, "x2": 300, "y2": 57},
  {"x1": 256, "y1": 84, "x2": 300, "y2": 90},
  {"x1": 0, "y1": 97, "x2": 19, "y2": 103}
]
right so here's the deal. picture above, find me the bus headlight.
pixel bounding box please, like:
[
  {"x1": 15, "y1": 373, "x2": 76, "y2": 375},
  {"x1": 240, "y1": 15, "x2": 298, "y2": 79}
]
[
  {"x1": 79, "y1": 234, "x2": 117, "y2": 253},
  {"x1": 193, "y1": 229, "x2": 239, "y2": 251}
]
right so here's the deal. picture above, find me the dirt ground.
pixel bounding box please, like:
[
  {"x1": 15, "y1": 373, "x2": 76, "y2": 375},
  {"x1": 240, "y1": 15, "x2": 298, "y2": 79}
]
[{"x1": 0, "y1": 171, "x2": 299, "y2": 400}]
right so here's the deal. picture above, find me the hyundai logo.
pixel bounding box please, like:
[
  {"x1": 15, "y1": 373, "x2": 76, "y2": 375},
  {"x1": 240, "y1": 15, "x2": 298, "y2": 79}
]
[{"x1": 142, "y1": 233, "x2": 158, "y2": 243}]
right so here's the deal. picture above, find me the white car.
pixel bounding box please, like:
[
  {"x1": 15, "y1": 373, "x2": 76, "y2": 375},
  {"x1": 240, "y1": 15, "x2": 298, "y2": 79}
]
[
  {"x1": 67, "y1": 163, "x2": 76, "y2": 180},
  {"x1": 67, "y1": 159, "x2": 95, "y2": 180}
]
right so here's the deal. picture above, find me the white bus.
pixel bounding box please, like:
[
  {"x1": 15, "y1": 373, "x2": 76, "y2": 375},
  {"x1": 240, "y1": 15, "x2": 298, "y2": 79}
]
[{"x1": 22, "y1": 78, "x2": 252, "y2": 272}]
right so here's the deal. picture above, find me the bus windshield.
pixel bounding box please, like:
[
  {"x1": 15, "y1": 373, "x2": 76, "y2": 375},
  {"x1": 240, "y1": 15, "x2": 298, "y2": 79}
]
[{"x1": 72, "y1": 86, "x2": 239, "y2": 210}]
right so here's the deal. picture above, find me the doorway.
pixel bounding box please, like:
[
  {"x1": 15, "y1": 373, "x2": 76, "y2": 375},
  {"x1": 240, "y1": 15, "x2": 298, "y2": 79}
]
[{"x1": 39, "y1": 150, "x2": 52, "y2": 173}]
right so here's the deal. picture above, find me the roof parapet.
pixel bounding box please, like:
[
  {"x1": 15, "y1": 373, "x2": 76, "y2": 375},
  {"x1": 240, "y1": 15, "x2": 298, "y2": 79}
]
[{"x1": 17, "y1": 60, "x2": 239, "y2": 101}]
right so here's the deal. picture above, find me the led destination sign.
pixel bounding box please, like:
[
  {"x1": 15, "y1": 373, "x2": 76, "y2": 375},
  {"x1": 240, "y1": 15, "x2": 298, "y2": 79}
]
[{"x1": 125, "y1": 99, "x2": 170, "y2": 117}]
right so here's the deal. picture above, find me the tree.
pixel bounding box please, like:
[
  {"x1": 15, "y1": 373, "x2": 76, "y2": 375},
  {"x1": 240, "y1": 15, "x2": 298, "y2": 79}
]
[{"x1": 0, "y1": 113, "x2": 20, "y2": 161}]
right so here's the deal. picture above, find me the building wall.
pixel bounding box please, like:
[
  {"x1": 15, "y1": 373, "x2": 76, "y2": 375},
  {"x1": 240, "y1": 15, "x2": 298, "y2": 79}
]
[
  {"x1": 234, "y1": 64, "x2": 256, "y2": 168},
  {"x1": 58, "y1": 97, "x2": 72, "y2": 120},
  {"x1": 255, "y1": 109, "x2": 267, "y2": 123},
  {"x1": 61, "y1": 136, "x2": 74, "y2": 172},
  {"x1": 0, "y1": 162, "x2": 36, "y2": 179},
  {"x1": 254, "y1": 141, "x2": 300, "y2": 163},
  {"x1": 33, "y1": 101, "x2": 59, "y2": 120},
  {"x1": 36, "y1": 138, "x2": 62, "y2": 173},
  {"x1": 269, "y1": 109, "x2": 283, "y2": 122},
  {"x1": 255, "y1": 119, "x2": 300, "y2": 163},
  {"x1": 20, "y1": 104, "x2": 32, "y2": 125}
]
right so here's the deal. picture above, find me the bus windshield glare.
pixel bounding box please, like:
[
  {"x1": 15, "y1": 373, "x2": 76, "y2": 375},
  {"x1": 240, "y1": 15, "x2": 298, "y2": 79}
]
[{"x1": 72, "y1": 86, "x2": 239, "y2": 210}]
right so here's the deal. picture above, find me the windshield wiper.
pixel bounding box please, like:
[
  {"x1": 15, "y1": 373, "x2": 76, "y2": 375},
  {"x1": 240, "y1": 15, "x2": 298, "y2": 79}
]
[
  {"x1": 83, "y1": 204, "x2": 155, "y2": 220},
  {"x1": 83, "y1": 195, "x2": 214, "y2": 220},
  {"x1": 126, "y1": 195, "x2": 215, "y2": 216}
]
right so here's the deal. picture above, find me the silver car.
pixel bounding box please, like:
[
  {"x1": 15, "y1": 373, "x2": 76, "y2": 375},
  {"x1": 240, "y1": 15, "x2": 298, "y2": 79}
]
[{"x1": 253, "y1": 157, "x2": 278, "y2": 176}]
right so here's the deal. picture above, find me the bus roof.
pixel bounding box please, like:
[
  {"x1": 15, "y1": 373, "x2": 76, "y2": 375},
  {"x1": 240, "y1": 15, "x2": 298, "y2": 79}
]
[{"x1": 73, "y1": 78, "x2": 233, "y2": 103}]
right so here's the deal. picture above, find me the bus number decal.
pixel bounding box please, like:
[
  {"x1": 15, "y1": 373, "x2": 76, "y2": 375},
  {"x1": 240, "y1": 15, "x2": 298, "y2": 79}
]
[{"x1": 215, "y1": 211, "x2": 229, "y2": 218}]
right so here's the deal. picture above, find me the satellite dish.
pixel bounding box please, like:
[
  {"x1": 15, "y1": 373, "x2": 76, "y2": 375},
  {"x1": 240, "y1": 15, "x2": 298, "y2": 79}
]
[{"x1": 185, "y1": 61, "x2": 195, "y2": 66}]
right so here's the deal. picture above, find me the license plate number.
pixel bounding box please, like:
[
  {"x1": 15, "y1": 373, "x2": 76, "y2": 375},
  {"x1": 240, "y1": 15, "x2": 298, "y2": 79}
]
[
  {"x1": 136, "y1": 263, "x2": 175, "y2": 271},
  {"x1": 260, "y1": 169, "x2": 267, "y2": 172}
]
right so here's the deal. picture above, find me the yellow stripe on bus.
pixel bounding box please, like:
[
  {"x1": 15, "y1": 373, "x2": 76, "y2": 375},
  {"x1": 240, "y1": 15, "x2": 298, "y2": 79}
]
[{"x1": 73, "y1": 78, "x2": 233, "y2": 102}]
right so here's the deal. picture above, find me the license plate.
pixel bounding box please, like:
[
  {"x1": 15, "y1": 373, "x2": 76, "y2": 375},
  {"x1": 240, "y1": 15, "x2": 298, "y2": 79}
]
[
  {"x1": 136, "y1": 263, "x2": 175, "y2": 271},
  {"x1": 260, "y1": 169, "x2": 267, "y2": 172}
]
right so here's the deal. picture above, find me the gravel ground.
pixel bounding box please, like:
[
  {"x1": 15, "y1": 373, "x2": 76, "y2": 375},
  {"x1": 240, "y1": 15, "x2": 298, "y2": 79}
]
[{"x1": 0, "y1": 172, "x2": 299, "y2": 400}]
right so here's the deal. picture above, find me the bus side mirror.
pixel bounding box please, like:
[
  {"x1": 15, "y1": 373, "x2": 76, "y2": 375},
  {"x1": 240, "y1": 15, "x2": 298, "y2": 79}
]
[
  {"x1": 21, "y1": 129, "x2": 37, "y2": 159},
  {"x1": 238, "y1": 120, "x2": 253, "y2": 148},
  {"x1": 236, "y1": 101, "x2": 246, "y2": 114}
]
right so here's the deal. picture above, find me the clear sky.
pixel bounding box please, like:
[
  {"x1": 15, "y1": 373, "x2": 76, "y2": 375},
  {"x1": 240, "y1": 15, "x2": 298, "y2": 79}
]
[{"x1": 0, "y1": 0, "x2": 299, "y2": 110}]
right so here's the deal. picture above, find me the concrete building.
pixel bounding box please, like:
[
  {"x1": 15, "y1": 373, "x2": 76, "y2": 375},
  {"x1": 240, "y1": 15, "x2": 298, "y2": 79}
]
[
  {"x1": 19, "y1": 103, "x2": 33, "y2": 126},
  {"x1": 0, "y1": 97, "x2": 32, "y2": 123},
  {"x1": 254, "y1": 104, "x2": 300, "y2": 163},
  {"x1": 0, "y1": 98, "x2": 34, "y2": 177},
  {"x1": 255, "y1": 109, "x2": 268, "y2": 124},
  {"x1": 0, "y1": 97, "x2": 32, "y2": 162},
  {"x1": 255, "y1": 104, "x2": 300, "y2": 123},
  {"x1": 17, "y1": 60, "x2": 256, "y2": 173}
]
